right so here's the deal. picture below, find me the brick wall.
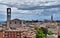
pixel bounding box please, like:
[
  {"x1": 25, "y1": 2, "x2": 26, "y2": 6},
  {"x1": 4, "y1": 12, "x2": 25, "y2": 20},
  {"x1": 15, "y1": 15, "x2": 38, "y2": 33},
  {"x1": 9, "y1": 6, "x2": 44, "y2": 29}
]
[{"x1": 0, "y1": 32, "x2": 4, "y2": 38}]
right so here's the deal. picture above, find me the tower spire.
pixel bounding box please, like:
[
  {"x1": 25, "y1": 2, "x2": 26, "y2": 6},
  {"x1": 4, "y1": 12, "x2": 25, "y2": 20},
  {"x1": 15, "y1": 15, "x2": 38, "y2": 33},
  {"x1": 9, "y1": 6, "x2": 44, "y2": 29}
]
[
  {"x1": 7, "y1": 8, "x2": 11, "y2": 29},
  {"x1": 51, "y1": 15, "x2": 53, "y2": 21}
]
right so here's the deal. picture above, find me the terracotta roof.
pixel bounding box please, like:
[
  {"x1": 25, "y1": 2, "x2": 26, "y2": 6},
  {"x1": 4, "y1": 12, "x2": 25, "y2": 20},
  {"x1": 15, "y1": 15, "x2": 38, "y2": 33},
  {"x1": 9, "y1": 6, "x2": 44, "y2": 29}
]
[{"x1": 57, "y1": 24, "x2": 60, "y2": 26}]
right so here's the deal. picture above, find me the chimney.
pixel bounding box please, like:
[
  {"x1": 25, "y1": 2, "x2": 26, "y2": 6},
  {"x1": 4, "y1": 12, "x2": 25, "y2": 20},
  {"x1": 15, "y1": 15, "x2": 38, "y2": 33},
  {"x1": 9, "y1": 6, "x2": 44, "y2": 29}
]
[{"x1": 7, "y1": 8, "x2": 11, "y2": 29}]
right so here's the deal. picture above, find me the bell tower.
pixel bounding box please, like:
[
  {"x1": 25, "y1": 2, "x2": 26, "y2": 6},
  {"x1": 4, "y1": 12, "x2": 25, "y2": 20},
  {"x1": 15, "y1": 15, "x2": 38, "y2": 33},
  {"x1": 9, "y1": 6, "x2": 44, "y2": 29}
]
[
  {"x1": 51, "y1": 15, "x2": 53, "y2": 21},
  {"x1": 7, "y1": 8, "x2": 11, "y2": 29}
]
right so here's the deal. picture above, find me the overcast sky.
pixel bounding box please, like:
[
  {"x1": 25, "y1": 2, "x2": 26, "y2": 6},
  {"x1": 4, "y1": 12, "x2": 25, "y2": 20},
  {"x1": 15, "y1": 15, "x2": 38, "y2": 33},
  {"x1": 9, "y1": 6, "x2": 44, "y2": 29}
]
[{"x1": 0, "y1": 0, "x2": 60, "y2": 21}]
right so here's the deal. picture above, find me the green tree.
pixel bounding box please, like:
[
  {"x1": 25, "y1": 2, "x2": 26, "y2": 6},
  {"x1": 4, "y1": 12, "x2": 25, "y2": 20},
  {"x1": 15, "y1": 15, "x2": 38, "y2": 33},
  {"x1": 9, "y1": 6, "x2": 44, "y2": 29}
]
[
  {"x1": 41, "y1": 27, "x2": 48, "y2": 38},
  {"x1": 48, "y1": 31, "x2": 53, "y2": 35},
  {"x1": 41, "y1": 27, "x2": 48, "y2": 35},
  {"x1": 36, "y1": 29, "x2": 46, "y2": 38}
]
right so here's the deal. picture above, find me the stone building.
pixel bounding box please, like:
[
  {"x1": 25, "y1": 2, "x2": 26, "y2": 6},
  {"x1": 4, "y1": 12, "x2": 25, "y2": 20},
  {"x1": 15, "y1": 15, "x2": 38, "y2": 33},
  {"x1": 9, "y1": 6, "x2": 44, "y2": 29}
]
[{"x1": 0, "y1": 8, "x2": 36, "y2": 38}]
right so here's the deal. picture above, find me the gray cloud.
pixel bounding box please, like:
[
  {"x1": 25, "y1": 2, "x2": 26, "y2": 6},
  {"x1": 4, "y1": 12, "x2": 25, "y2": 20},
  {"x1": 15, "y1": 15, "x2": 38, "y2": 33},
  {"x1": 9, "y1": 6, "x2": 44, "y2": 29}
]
[
  {"x1": 0, "y1": 3, "x2": 60, "y2": 10},
  {"x1": 0, "y1": 0, "x2": 60, "y2": 21},
  {"x1": 0, "y1": 0, "x2": 60, "y2": 10}
]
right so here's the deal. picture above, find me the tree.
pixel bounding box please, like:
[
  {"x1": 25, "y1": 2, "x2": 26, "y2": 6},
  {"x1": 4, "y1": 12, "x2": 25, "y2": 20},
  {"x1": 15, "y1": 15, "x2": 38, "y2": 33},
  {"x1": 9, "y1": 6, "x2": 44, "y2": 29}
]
[
  {"x1": 41, "y1": 27, "x2": 48, "y2": 35},
  {"x1": 48, "y1": 31, "x2": 53, "y2": 35},
  {"x1": 36, "y1": 29, "x2": 46, "y2": 38},
  {"x1": 41, "y1": 27, "x2": 48, "y2": 38}
]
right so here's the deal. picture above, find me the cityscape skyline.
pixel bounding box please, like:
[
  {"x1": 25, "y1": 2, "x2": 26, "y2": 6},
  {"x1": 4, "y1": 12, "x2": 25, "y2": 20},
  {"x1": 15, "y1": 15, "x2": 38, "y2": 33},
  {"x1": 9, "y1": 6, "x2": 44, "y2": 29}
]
[{"x1": 0, "y1": 0, "x2": 60, "y2": 38}]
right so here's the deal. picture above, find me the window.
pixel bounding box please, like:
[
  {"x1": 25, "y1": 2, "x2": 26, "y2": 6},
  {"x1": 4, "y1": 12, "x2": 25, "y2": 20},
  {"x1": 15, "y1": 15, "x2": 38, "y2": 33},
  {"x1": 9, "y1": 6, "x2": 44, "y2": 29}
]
[
  {"x1": 17, "y1": 33, "x2": 20, "y2": 36},
  {"x1": 5, "y1": 36, "x2": 8, "y2": 38},
  {"x1": 8, "y1": 9, "x2": 11, "y2": 12},
  {"x1": 5, "y1": 32, "x2": 9, "y2": 38},
  {"x1": 5, "y1": 33, "x2": 8, "y2": 35}
]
